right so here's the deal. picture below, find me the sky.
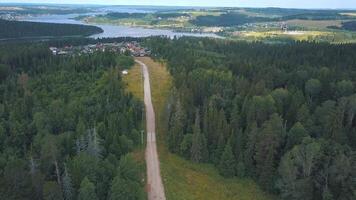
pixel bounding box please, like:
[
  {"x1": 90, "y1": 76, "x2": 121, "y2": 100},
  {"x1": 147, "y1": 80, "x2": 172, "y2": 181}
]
[{"x1": 0, "y1": 0, "x2": 355, "y2": 9}]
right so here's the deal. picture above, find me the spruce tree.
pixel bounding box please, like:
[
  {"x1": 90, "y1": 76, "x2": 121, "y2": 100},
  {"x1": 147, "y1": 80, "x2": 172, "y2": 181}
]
[
  {"x1": 78, "y1": 177, "x2": 98, "y2": 200},
  {"x1": 255, "y1": 114, "x2": 285, "y2": 190},
  {"x1": 87, "y1": 127, "x2": 102, "y2": 159},
  {"x1": 190, "y1": 110, "x2": 208, "y2": 162},
  {"x1": 62, "y1": 165, "x2": 73, "y2": 200},
  {"x1": 286, "y1": 122, "x2": 308, "y2": 151},
  {"x1": 243, "y1": 122, "x2": 259, "y2": 177},
  {"x1": 168, "y1": 100, "x2": 185, "y2": 153},
  {"x1": 218, "y1": 142, "x2": 236, "y2": 177}
]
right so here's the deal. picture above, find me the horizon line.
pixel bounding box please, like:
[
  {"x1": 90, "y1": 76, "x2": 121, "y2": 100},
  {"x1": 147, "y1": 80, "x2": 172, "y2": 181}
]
[{"x1": 1, "y1": 2, "x2": 356, "y2": 10}]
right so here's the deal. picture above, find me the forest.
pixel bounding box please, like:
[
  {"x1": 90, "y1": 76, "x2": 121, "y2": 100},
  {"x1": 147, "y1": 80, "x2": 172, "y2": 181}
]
[
  {"x1": 98, "y1": 12, "x2": 189, "y2": 20},
  {"x1": 244, "y1": 8, "x2": 354, "y2": 17},
  {"x1": 190, "y1": 10, "x2": 356, "y2": 27},
  {"x1": 145, "y1": 37, "x2": 356, "y2": 200},
  {"x1": 280, "y1": 12, "x2": 353, "y2": 20},
  {"x1": 329, "y1": 21, "x2": 356, "y2": 32},
  {"x1": 0, "y1": 5, "x2": 91, "y2": 15},
  {"x1": 104, "y1": 12, "x2": 147, "y2": 19},
  {"x1": 0, "y1": 42, "x2": 145, "y2": 199},
  {"x1": 0, "y1": 19, "x2": 103, "y2": 39},
  {"x1": 190, "y1": 13, "x2": 271, "y2": 27}
]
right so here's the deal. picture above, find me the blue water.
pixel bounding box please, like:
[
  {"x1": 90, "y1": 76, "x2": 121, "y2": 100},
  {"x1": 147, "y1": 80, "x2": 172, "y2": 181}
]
[{"x1": 22, "y1": 13, "x2": 221, "y2": 39}]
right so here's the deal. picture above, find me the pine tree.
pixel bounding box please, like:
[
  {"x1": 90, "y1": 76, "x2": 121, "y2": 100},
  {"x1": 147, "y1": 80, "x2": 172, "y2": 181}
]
[
  {"x1": 78, "y1": 177, "x2": 98, "y2": 200},
  {"x1": 76, "y1": 118, "x2": 86, "y2": 137},
  {"x1": 243, "y1": 122, "x2": 259, "y2": 177},
  {"x1": 255, "y1": 114, "x2": 285, "y2": 190},
  {"x1": 278, "y1": 138, "x2": 321, "y2": 200},
  {"x1": 87, "y1": 127, "x2": 102, "y2": 158},
  {"x1": 108, "y1": 155, "x2": 144, "y2": 200},
  {"x1": 212, "y1": 131, "x2": 226, "y2": 165},
  {"x1": 190, "y1": 110, "x2": 208, "y2": 162},
  {"x1": 168, "y1": 100, "x2": 185, "y2": 153},
  {"x1": 29, "y1": 155, "x2": 43, "y2": 199},
  {"x1": 180, "y1": 133, "x2": 193, "y2": 159},
  {"x1": 109, "y1": 176, "x2": 141, "y2": 200},
  {"x1": 218, "y1": 142, "x2": 236, "y2": 177},
  {"x1": 286, "y1": 122, "x2": 308, "y2": 151},
  {"x1": 62, "y1": 165, "x2": 73, "y2": 200},
  {"x1": 43, "y1": 181, "x2": 64, "y2": 200}
]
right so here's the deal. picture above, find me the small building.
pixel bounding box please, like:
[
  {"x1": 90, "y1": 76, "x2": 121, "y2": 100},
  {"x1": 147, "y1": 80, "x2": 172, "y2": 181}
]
[
  {"x1": 49, "y1": 47, "x2": 58, "y2": 55},
  {"x1": 122, "y1": 70, "x2": 128, "y2": 75}
]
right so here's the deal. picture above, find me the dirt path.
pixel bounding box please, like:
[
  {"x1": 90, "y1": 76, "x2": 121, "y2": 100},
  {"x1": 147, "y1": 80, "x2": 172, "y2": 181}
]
[{"x1": 136, "y1": 59, "x2": 166, "y2": 200}]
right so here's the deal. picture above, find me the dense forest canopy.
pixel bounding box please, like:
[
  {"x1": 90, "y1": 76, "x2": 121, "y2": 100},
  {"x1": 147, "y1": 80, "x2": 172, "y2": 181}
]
[
  {"x1": 145, "y1": 37, "x2": 356, "y2": 199},
  {"x1": 280, "y1": 12, "x2": 353, "y2": 20},
  {"x1": 0, "y1": 19, "x2": 103, "y2": 39},
  {"x1": 0, "y1": 42, "x2": 144, "y2": 199},
  {"x1": 0, "y1": 4, "x2": 92, "y2": 15},
  {"x1": 154, "y1": 13, "x2": 189, "y2": 19},
  {"x1": 190, "y1": 13, "x2": 272, "y2": 27},
  {"x1": 97, "y1": 12, "x2": 189, "y2": 20},
  {"x1": 104, "y1": 12, "x2": 147, "y2": 19},
  {"x1": 330, "y1": 21, "x2": 356, "y2": 31},
  {"x1": 190, "y1": 10, "x2": 356, "y2": 27},
  {"x1": 244, "y1": 7, "x2": 354, "y2": 17}
]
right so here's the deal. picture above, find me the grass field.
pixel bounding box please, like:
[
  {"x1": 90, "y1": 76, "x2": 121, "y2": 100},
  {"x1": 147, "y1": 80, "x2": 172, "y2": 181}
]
[
  {"x1": 230, "y1": 30, "x2": 348, "y2": 42},
  {"x1": 285, "y1": 19, "x2": 345, "y2": 29},
  {"x1": 340, "y1": 12, "x2": 356, "y2": 17},
  {"x1": 122, "y1": 62, "x2": 144, "y2": 101},
  {"x1": 133, "y1": 57, "x2": 275, "y2": 200}
]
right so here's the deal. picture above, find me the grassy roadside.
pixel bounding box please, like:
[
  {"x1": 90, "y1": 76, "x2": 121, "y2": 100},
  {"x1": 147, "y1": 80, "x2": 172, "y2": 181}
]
[
  {"x1": 132, "y1": 57, "x2": 275, "y2": 200},
  {"x1": 122, "y1": 62, "x2": 144, "y2": 101},
  {"x1": 122, "y1": 62, "x2": 146, "y2": 198}
]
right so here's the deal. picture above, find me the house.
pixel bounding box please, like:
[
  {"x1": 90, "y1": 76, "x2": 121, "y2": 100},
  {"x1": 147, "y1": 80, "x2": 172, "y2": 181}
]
[
  {"x1": 122, "y1": 70, "x2": 128, "y2": 75},
  {"x1": 49, "y1": 47, "x2": 58, "y2": 55}
]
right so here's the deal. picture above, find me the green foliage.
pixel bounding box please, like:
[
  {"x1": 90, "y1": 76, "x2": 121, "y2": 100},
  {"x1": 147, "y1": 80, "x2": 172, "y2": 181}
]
[
  {"x1": 190, "y1": 111, "x2": 208, "y2": 163},
  {"x1": 78, "y1": 177, "x2": 98, "y2": 200},
  {"x1": 105, "y1": 12, "x2": 147, "y2": 19},
  {"x1": 278, "y1": 138, "x2": 354, "y2": 200},
  {"x1": 0, "y1": 63, "x2": 10, "y2": 81},
  {"x1": 168, "y1": 100, "x2": 186, "y2": 153},
  {"x1": 191, "y1": 13, "x2": 273, "y2": 27},
  {"x1": 180, "y1": 133, "x2": 193, "y2": 159},
  {"x1": 62, "y1": 166, "x2": 73, "y2": 200},
  {"x1": 108, "y1": 155, "x2": 144, "y2": 200},
  {"x1": 335, "y1": 80, "x2": 354, "y2": 97},
  {"x1": 0, "y1": 19, "x2": 103, "y2": 39},
  {"x1": 255, "y1": 114, "x2": 285, "y2": 190},
  {"x1": 0, "y1": 43, "x2": 143, "y2": 199},
  {"x1": 43, "y1": 181, "x2": 64, "y2": 200},
  {"x1": 218, "y1": 142, "x2": 236, "y2": 177},
  {"x1": 116, "y1": 55, "x2": 135, "y2": 69},
  {"x1": 331, "y1": 21, "x2": 356, "y2": 31},
  {"x1": 286, "y1": 122, "x2": 308, "y2": 150},
  {"x1": 305, "y1": 78, "x2": 321, "y2": 100},
  {"x1": 147, "y1": 37, "x2": 356, "y2": 198},
  {"x1": 278, "y1": 138, "x2": 321, "y2": 200}
]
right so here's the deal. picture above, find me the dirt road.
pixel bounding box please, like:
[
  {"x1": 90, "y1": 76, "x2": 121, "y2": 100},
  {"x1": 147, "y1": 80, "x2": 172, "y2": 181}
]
[{"x1": 136, "y1": 59, "x2": 166, "y2": 200}]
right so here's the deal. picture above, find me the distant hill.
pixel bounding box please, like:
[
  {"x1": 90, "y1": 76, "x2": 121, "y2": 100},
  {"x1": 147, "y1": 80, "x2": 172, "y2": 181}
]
[
  {"x1": 328, "y1": 21, "x2": 356, "y2": 31},
  {"x1": 0, "y1": 19, "x2": 103, "y2": 39}
]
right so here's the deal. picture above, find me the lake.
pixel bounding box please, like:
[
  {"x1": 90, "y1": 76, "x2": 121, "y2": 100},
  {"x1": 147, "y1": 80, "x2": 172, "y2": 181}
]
[{"x1": 22, "y1": 14, "x2": 221, "y2": 39}]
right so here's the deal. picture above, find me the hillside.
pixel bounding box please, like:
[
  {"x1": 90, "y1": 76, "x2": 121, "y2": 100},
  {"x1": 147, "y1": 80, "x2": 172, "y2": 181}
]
[{"x1": 0, "y1": 19, "x2": 103, "y2": 39}]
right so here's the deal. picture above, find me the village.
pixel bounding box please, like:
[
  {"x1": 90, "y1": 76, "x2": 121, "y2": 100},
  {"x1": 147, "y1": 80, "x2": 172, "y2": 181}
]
[{"x1": 49, "y1": 41, "x2": 151, "y2": 57}]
